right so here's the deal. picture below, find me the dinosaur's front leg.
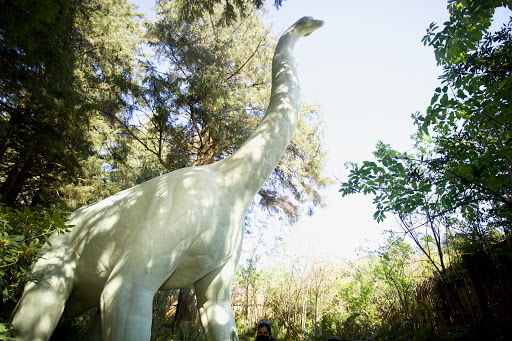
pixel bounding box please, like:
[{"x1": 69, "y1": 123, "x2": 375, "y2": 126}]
[
  {"x1": 100, "y1": 270, "x2": 156, "y2": 341},
  {"x1": 195, "y1": 259, "x2": 239, "y2": 341},
  {"x1": 99, "y1": 243, "x2": 180, "y2": 341},
  {"x1": 9, "y1": 249, "x2": 76, "y2": 341}
]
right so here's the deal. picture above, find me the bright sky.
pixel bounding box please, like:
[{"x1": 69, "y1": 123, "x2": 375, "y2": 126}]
[{"x1": 130, "y1": 0, "x2": 509, "y2": 260}]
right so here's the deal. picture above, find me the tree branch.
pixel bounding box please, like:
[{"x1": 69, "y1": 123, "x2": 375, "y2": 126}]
[{"x1": 225, "y1": 30, "x2": 269, "y2": 81}]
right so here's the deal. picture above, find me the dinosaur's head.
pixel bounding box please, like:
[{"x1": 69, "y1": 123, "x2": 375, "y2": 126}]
[{"x1": 287, "y1": 16, "x2": 324, "y2": 38}]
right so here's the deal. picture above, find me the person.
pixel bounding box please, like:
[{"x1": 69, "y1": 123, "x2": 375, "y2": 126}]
[{"x1": 255, "y1": 321, "x2": 277, "y2": 341}]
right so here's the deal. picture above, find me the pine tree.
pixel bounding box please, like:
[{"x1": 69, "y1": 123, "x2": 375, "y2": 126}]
[{"x1": 0, "y1": 0, "x2": 141, "y2": 207}]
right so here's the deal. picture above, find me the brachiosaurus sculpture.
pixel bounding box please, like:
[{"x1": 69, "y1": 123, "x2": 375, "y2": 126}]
[{"x1": 9, "y1": 16, "x2": 324, "y2": 341}]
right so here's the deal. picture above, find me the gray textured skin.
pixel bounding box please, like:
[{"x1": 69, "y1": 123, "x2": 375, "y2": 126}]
[{"x1": 9, "y1": 16, "x2": 323, "y2": 341}]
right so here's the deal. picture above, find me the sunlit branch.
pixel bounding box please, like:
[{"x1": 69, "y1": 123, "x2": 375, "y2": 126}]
[{"x1": 226, "y1": 30, "x2": 270, "y2": 81}]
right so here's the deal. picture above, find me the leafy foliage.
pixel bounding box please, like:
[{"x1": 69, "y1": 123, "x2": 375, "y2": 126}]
[
  {"x1": 419, "y1": 1, "x2": 512, "y2": 223},
  {"x1": 170, "y1": 0, "x2": 285, "y2": 25},
  {"x1": 0, "y1": 205, "x2": 69, "y2": 303},
  {"x1": 137, "y1": 1, "x2": 275, "y2": 169},
  {"x1": 0, "y1": 0, "x2": 86, "y2": 206},
  {"x1": 232, "y1": 234, "x2": 441, "y2": 341},
  {"x1": 423, "y1": 0, "x2": 512, "y2": 66},
  {"x1": 0, "y1": 321, "x2": 16, "y2": 340},
  {"x1": 0, "y1": 0, "x2": 141, "y2": 207}
]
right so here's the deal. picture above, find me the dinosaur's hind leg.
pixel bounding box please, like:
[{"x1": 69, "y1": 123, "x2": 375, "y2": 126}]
[
  {"x1": 195, "y1": 258, "x2": 239, "y2": 341},
  {"x1": 9, "y1": 251, "x2": 76, "y2": 341}
]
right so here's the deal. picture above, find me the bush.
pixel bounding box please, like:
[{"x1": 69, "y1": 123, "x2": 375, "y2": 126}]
[{"x1": 0, "y1": 205, "x2": 69, "y2": 305}]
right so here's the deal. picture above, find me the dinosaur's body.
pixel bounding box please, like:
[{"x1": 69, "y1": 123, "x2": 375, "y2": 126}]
[{"x1": 9, "y1": 16, "x2": 323, "y2": 341}]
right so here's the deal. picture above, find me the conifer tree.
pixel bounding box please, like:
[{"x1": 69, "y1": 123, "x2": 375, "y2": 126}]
[{"x1": 0, "y1": 0, "x2": 141, "y2": 207}]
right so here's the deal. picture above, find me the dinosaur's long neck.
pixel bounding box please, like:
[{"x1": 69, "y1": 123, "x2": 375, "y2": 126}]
[{"x1": 215, "y1": 32, "x2": 301, "y2": 197}]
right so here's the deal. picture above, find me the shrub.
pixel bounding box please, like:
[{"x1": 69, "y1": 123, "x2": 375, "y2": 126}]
[{"x1": 0, "y1": 205, "x2": 69, "y2": 305}]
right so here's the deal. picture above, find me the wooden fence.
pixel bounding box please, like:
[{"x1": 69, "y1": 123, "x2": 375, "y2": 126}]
[{"x1": 416, "y1": 241, "x2": 512, "y2": 340}]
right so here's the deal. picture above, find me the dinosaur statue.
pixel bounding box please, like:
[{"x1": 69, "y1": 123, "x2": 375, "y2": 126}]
[{"x1": 9, "y1": 16, "x2": 324, "y2": 341}]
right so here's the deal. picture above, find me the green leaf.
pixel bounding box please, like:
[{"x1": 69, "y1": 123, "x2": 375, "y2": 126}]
[
  {"x1": 431, "y1": 93, "x2": 440, "y2": 105},
  {"x1": 51, "y1": 211, "x2": 61, "y2": 222},
  {"x1": 3, "y1": 256, "x2": 16, "y2": 263},
  {"x1": 440, "y1": 94, "x2": 449, "y2": 106},
  {"x1": 10, "y1": 235, "x2": 24, "y2": 242}
]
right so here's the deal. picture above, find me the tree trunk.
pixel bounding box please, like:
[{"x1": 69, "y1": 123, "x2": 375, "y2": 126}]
[
  {"x1": 172, "y1": 286, "x2": 198, "y2": 328},
  {"x1": 192, "y1": 124, "x2": 216, "y2": 166},
  {"x1": 0, "y1": 117, "x2": 34, "y2": 206},
  {"x1": 0, "y1": 157, "x2": 30, "y2": 205}
]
